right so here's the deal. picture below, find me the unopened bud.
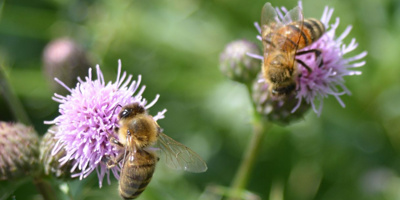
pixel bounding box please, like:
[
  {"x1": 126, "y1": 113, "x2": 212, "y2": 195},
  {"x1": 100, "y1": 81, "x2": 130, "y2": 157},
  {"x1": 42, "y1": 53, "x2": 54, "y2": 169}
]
[
  {"x1": 42, "y1": 38, "x2": 91, "y2": 94},
  {"x1": 220, "y1": 40, "x2": 261, "y2": 83},
  {"x1": 0, "y1": 122, "x2": 40, "y2": 180},
  {"x1": 40, "y1": 126, "x2": 75, "y2": 180},
  {"x1": 252, "y1": 77, "x2": 311, "y2": 125}
]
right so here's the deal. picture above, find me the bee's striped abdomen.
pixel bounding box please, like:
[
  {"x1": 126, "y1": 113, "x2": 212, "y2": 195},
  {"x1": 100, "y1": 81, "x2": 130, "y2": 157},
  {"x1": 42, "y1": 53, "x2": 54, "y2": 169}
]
[
  {"x1": 271, "y1": 18, "x2": 325, "y2": 52},
  {"x1": 119, "y1": 150, "x2": 157, "y2": 199},
  {"x1": 301, "y1": 18, "x2": 325, "y2": 46}
]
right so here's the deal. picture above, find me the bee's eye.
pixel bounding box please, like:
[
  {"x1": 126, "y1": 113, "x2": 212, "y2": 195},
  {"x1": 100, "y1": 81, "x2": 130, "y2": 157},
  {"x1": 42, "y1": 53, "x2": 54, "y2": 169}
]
[{"x1": 121, "y1": 109, "x2": 131, "y2": 118}]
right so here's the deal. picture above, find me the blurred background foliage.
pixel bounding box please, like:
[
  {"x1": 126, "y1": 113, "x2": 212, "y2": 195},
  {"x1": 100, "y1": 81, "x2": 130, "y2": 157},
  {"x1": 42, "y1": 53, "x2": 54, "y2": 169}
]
[{"x1": 1, "y1": 0, "x2": 400, "y2": 199}]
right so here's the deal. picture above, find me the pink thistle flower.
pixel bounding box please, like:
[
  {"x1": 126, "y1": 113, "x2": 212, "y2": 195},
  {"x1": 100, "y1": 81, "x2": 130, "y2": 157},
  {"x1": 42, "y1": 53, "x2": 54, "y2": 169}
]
[
  {"x1": 45, "y1": 60, "x2": 166, "y2": 187},
  {"x1": 248, "y1": 1, "x2": 367, "y2": 116}
]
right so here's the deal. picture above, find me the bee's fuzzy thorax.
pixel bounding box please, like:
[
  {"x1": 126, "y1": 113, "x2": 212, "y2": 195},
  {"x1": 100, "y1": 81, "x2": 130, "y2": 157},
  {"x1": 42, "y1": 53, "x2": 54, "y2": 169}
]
[{"x1": 118, "y1": 114, "x2": 158, "y2": 149}]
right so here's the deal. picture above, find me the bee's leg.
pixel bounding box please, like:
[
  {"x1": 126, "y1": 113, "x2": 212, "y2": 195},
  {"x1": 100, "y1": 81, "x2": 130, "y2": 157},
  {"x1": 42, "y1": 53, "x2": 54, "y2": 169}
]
[
  {"x1": 106, "y1": 151, "x2": 127, "y2": 168},
  {"x1": 109, "y1": 136, "x2": 124, "y2": 148},
  {"x1": 296, "y1": 49, "x2": 323, "y2": 68},
  {"x1": 106, "y1": 129, "x2": 126, "y2": 168},
  {"x1": 114, "y1": 126, "x2": 119, "y2": 134},
  {"x1": 296, "y1": 59, "x2": 312, "y2": 73},
  {"x1": 105, "y1": 129, "x2": 124, "y2": 149},
  {"x1": 106, "y1": 158, "x2": 117, "y2": 168}
]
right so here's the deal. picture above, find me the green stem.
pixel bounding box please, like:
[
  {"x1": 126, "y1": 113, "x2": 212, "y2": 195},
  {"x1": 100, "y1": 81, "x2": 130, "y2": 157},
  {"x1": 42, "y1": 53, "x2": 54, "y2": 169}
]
[
  {"x1": 33, "y1": 177, "x2": 58, "y2": 200},
  {"x1": 0, "y1": 65, "x2": 31, "y2": 125},
  {"x1": 229, "y1": 83, "x2": 272, "y2": 198}
]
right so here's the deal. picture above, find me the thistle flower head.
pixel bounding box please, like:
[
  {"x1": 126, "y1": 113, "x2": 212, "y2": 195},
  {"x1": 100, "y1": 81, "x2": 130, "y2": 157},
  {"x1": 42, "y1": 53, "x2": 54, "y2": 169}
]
[
  {"x1": 0, "y1": 122, "x2": 40, "y2": 180},
  {"x1": 220, "y1": 39, "x2": 261, "y2": 83},
  {"x1": 45, "y1": 60, "x2": 166, "y2": 187},
  {"x1": 249, "y1": 1, "x2": 367, "y2": 116}
]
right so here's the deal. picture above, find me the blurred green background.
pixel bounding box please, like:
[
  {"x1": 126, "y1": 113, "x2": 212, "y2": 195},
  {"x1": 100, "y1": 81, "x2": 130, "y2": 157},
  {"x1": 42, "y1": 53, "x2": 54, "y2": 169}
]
[{"x1": 1, "y1": 0, "x2": 400, "y2": 199}]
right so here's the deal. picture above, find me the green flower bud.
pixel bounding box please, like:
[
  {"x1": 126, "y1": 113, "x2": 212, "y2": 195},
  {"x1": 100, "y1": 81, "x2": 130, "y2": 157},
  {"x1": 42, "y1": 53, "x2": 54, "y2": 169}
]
[
  {"x1": 40, "y1": 126, "x2": 75, "y2": 180},
  {"x1": 220, "y1": 40, "x2": 261, "y2": 83},
  {"x1": 252, "y1": 77, "x2": 311, "y2": 125},
  {"x1": 42, "y1": 38, "x2": 91, "y2": 94},
  {"x1": 0, "y1": 122, "x2": 40, "y2": 180}
]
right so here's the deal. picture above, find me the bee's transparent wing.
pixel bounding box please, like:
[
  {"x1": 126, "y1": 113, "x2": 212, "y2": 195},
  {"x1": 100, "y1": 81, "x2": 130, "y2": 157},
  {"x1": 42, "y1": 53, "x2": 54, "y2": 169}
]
[
  {"x1": 275, "y1": 5, "x2": 304, "y2": 48},
  {"x1": 282, "y1": 5, "x2": 304, "y2": 65},
  {"x1": 282, "y1": 5, "x2": 303, "y2": 25},
  {"x1": 261, "y1": 3, "x2": 281, "y2": 54},
  {"x1": 157, "y1": 133, "x2": 207, "y2": 173},
  {"x1": 261, "y1": 2, "x2": 280, "y2": 27}
]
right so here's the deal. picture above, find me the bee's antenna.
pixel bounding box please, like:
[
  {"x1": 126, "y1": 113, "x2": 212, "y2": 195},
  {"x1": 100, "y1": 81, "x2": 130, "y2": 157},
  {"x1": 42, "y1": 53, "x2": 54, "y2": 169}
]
[{"x1": 112, "y1": 104, "x2": 123, "y2": 117}]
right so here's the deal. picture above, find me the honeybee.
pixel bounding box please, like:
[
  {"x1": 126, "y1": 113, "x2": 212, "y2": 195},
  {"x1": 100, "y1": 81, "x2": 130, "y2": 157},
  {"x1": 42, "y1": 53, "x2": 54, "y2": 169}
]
[
  {"x1": 107, "y1": 103, "x2": 207, "y2": 199},
  {"x1": 261, "y1": 2, "x2": 325, "y2": 97}
]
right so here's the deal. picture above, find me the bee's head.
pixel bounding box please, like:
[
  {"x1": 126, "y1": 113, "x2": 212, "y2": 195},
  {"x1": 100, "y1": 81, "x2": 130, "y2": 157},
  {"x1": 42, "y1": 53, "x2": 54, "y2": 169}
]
[
  {"x1": 118, "y1": 103, "x2": 146, "y2": 119},
  {"x1": 271, "y1": 83, "x2": 296, "y2": 97}
]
